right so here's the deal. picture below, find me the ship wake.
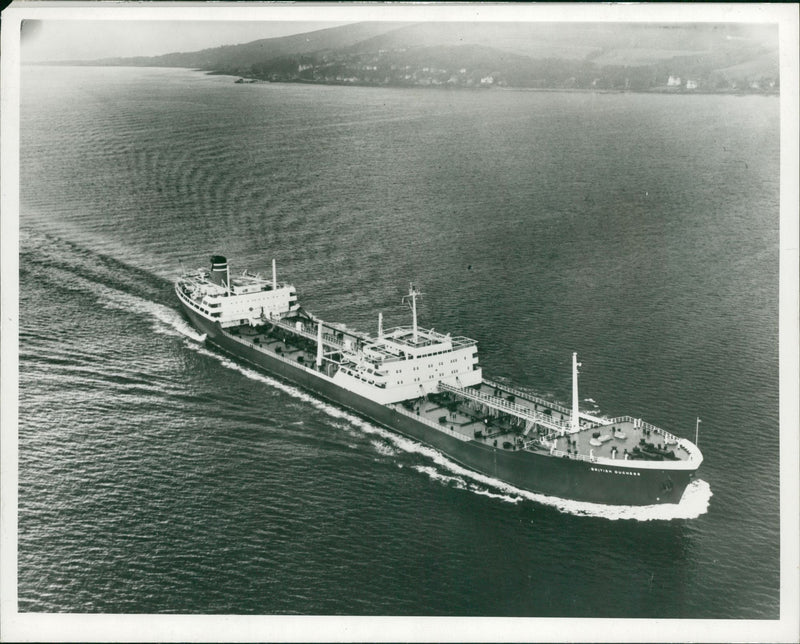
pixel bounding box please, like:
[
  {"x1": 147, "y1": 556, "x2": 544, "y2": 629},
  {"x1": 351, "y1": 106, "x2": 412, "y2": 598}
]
[
  {"x1": 104, "y1": 291, "x2": 207, "y2": 342},
  {"x1": 30, "y1": 258, "x2": 207, "y2": 343}
]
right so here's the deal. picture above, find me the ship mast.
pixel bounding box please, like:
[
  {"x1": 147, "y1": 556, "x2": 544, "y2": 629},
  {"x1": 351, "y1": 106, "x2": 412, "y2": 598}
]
[
  {"x1": 272, "y1": 258, "x2": 277, "y2": 291},
  {"x1": 571, "y1": 352, "x2": 582, "y2": 433},
  {"x1": 316, "y1": 321, "x2": 323, "y2": 368},
  {"x1": 403, "y1": 283, "x2": 421, "y2": 343},
  {"x1": 378, "y1": 312, "x2": 383, "y2": 338}
]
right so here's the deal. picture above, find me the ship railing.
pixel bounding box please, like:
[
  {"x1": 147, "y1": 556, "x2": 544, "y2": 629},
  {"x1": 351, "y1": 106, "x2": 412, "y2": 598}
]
[
  {"x1": 438, "y1": 382, "x2": 572, "y2": 433},
  {"x1": 582, "y1": 419, "x2": 611, "y2": 430},
  {"x1": 607, "y1": 415, "x2": 682, "y2": 445},
  {"x1": 523, "y1": 435, "x2": 554, "y2": 450},
  {"x1": 376, "y1": 354, "x2": 404, "y2": 364},
  {"x1": 605, "y1": 415, "x2": 701, "y2": 462},
  {"x1": 383, "y1": 326, "x2": 437, "y2": 348},
  {"x1": 230, "y1": 330, "x2": 341, "y2": 379},
  {"x1": 448, "y1": 336, "x2": 479, "y2": 349},
  {"x1": 369, "y1": 346, "x2": 472, "y2": 363},
  {"x1": 269, "y1": 317, "x2": 346, "y2": 348},
  {"x1": 178, "y1": 274, "x2": 226, "y2": 295},
  {"x1": 483, "y1": 379, "x2": 614, "y2": 427},
  {"x1": 176, "y1": 284, "x2": 207, "y2": 311},
  {"x1": 391, "y1": 403, "x2": 472, "y2": 442},
  {"x1": 549, "y1": 448, "x2": 594, "y2": 463},
  {"x1": 383, "y1": 326, "x2": 477, "y2": 349},
  {"x1": 540, "y1": 431, "x2": 563, "y2": 443},
  {"x1": 360, "y1": 351, "x2": 406, "y2": 364},
  {"x1": 177, "y1": 277, "x2": 203, "y2": 296},
  {"x1": 482, "y1": 379, "x2": 574, "y2": 418}
]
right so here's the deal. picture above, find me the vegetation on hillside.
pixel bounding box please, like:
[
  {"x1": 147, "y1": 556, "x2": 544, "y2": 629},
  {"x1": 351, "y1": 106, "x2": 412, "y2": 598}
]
[{"x1": 79, "y1": 22, "x2": 779, "y2": 93}]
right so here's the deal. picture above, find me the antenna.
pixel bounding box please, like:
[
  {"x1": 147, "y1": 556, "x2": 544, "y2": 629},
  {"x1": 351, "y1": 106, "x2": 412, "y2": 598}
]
[{"x1": 402, "y1": 283, "x2": 424, "y2": 343}]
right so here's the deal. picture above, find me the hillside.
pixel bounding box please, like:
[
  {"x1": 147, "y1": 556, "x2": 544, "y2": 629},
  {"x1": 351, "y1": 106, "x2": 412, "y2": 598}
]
[
  {"x1": 89, "y1": 22, "x2": 411, "y2": 70},
  {"x1": 77, "y1": 21, "x2": 779, "y2": 93}
]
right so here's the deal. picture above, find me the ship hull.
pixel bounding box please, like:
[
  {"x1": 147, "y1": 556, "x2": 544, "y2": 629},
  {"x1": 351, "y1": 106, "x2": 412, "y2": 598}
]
[{"x1": 180, "y1": 304, "x2": 695, "y2": 506}]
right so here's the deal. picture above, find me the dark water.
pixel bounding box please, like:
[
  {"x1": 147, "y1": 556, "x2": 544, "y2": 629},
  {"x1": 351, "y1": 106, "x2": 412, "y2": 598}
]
[{"x1": 17, "y1": 66, "x2": 779, "y2": 617}]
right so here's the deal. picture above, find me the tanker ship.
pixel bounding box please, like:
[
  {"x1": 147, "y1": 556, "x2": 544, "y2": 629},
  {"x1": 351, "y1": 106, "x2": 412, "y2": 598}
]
[{"x1": 176, "y1": 255, "x2": 703, "y2": 506}]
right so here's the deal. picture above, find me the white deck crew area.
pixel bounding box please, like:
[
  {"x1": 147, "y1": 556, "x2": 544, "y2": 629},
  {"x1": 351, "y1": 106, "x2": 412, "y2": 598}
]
[
  {"x1": 332, "y1": 323, "x2": 482, "y2": 404},
  {"x1": 176, "y1": 256, "x2": 298, "y2": 327},
  {"x1": 329, "y1": 283, "x2": 482, "y2": 404},
  {"x1": 199, "y1": 278, "x2": 482, "y2": 405}
]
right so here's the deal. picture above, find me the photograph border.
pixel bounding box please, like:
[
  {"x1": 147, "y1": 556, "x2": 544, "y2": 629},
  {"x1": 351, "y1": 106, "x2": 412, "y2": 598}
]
[{"x1": 1, "y1": 2, "x2": 797, "y2": 642}]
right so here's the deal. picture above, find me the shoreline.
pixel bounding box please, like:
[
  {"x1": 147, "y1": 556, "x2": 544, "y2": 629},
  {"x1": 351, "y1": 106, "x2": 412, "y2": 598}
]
[
  {"x1": 25, "y1": 63, "x2": 780, "y2": 97},
  {"x1": 223, "y1": 72, "x2": 780, "y2": 97}
]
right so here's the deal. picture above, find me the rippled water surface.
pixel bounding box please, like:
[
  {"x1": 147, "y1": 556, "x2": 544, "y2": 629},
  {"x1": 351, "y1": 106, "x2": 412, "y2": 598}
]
[{"x1": 17, "y1": 66, "x2": 779, "y2": 617}]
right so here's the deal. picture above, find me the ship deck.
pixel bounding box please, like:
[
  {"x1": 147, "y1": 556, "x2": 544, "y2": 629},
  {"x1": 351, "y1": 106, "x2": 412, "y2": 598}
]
[
  {"x1": 421, "y1": 382, "x2": 694, "y2": 464},
  {"x1": 403, "y1": 388, "x2": 538, "y2": 451},
  {"x1": 224, "y1": 321, "x2": 692, "y2": 465},
  {"x1": 551, "y1": 420, "x2": 690, "y2": 462}
]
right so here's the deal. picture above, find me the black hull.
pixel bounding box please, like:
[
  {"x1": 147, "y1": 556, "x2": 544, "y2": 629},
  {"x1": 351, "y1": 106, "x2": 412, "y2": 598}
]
[{"x1": 181, "y1": 305, "x2": 695, "y2": 506}]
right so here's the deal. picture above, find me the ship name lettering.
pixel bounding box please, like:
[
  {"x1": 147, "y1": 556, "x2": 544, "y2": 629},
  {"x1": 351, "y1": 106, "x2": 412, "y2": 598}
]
[{"x1": 590, "y1": 467, "x2": 640, "y2": 477}]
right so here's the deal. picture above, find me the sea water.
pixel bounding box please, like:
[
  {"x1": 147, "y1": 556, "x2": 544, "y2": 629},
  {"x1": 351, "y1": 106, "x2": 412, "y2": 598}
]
[{"x1": 16, "y1": 65, "x2": 779, "y2": 617}]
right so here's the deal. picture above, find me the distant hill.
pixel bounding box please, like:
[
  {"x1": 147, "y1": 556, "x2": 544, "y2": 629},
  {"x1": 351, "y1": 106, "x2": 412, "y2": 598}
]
[
  {"x1": 68, "y1": 21, "x2": 779, "y2": 93},
  {"x1": 88, "y1": 22, "x2": 411, "y2": 70}
]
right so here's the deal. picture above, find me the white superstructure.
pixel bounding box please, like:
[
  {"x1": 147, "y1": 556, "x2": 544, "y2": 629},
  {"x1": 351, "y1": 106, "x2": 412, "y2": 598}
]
[
  {"x1": 328, "y1": 284, "x2": 480, "y2": 404},
  {"x1": 175, "y1": 255, "x2": 298, "y2": 327},
  {"x1": 332, "y1": 323, "x2": 481, "y2": 404},
  {"x1": 177, "y1": 262, "x2": 481, "y2": 406}
]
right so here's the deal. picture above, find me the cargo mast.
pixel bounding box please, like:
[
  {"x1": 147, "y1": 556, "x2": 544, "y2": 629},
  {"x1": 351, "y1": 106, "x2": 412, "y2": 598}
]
[
  {"x1": 403, "y1": 283, "x2": 421, "y2": 343},
  {"x1": 572, "y1": 352, "x2": 582, "y2": 433}
]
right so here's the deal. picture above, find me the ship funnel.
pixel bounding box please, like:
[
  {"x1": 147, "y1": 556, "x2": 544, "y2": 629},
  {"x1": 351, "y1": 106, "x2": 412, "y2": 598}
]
[{"x1": 210, "y1": 255, "x2": 229, "y2": 287}]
